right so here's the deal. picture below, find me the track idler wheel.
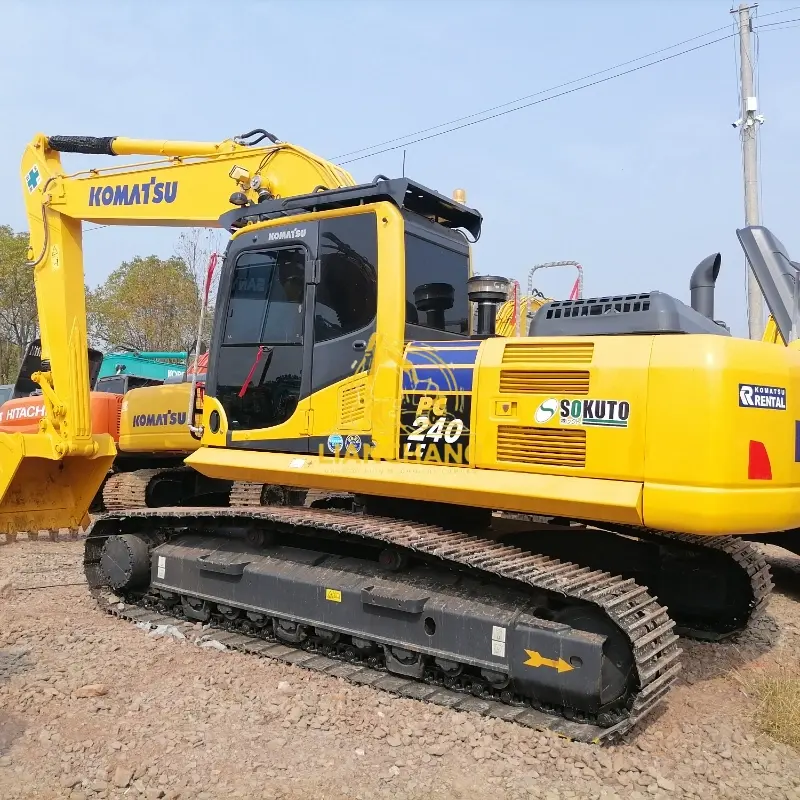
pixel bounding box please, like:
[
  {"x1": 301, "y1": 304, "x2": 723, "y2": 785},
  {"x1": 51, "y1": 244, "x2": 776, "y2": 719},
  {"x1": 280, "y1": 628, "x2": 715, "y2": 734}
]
[
  {"x1": 481, "y1": 669, "x2": 510, "y2": 690},
  {"x1": 182, "y1": 596, "x2": 211, "y2": 622},
  {"x1": 246, "y1": 528, "x2": 274, "y2": 548},
  {"x1": 379, "y1": 548, "x2": 410, "y2": 571},
  {"x1": 100, "y1": 534, "x2": 151, "y2": 592},
  {"x1": 273, "y1": 618, "x2": 309, "y2": 644},
  {"x1": 553, "y1": 605, "x2": 634, "y2": 707}
]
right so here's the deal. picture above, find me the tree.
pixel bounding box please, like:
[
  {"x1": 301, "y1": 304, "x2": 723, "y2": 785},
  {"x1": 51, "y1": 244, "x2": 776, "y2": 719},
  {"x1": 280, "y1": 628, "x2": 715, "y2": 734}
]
[
  {"x1": 88, "y1": 255, "x2": 203, "y2": 353},
  {"x1": 0, "y1": 226, "x2": 37, "y2": 383},
  {"x1": 175, "y1": 228, "x2": 224, "y2": 307},
  {"x1": 174, "y1": 228, "x2": 223, "y2": 357}
]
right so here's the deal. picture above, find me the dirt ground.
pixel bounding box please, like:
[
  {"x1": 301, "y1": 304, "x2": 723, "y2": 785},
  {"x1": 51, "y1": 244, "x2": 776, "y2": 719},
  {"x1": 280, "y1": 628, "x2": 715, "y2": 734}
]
[{"x1": 1, "y1": 539, "x2": 800, "y2": 800}]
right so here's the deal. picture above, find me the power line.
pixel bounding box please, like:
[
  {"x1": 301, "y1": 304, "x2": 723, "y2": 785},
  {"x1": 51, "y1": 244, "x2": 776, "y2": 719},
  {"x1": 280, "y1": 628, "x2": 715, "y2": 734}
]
[
  {"x1": 333, "y1": 24, "x2": 733, "y2": 162},
  {"x1": 756, "y1": 16, "x2": 800, "y2": 27},
  {"x1": 756, "y1": 21, "x2": 800, "y2": 30},
  {"x1": 758, "y1": 4, "x2": 800, "y2": 18},
  {"x1": 340, "y1": 34, "x2": 736, "y2": 165},
  {"x1": 82, "y1": 13, "x2": 799, "y2": 222}
]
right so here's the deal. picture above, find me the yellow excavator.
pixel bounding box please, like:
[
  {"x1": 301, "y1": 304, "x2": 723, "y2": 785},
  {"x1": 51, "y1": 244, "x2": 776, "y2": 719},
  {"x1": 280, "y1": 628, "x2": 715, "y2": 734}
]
[{"x1": 10, "y1": 129, "x2": 800, "y2": 743}]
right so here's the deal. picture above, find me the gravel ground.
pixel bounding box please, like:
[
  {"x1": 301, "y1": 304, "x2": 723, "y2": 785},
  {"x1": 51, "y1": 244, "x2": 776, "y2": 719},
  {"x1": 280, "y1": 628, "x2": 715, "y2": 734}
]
[{"x1": 1, "y1": 539, "x2": 800, "y2": 800}]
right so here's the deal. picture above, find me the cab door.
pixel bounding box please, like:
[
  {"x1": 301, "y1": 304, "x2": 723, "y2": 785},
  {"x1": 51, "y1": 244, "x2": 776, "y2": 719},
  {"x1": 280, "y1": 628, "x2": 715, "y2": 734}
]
[
  {"x1": 307, "y1": 211, "x2": 378, "y2": 453},
  {"x1": 209, "y1": 224, "x2": 317, "y2": 452}
]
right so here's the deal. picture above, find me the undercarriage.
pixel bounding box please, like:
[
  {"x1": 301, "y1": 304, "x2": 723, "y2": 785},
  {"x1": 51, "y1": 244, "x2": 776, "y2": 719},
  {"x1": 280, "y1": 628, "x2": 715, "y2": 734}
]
[
  {"x1": 82, "y1": 485, "x2": 774, "y2": 741},
  {"x1": 85, "y1": 502, "x2": 686, "y2": 742}
]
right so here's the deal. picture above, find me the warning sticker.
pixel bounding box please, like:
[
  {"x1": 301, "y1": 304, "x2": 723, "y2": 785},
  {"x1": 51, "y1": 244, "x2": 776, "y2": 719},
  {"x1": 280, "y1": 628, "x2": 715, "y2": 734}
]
[
  {"x1": 491, "y1": 625, "x2": 506, "y2": 658},
  {"x1": 157, "y1": 556, "x2": 166, "y2": 579},
  {"x1": 325, "y1": 588, "x2": 342, "y2": 603}
]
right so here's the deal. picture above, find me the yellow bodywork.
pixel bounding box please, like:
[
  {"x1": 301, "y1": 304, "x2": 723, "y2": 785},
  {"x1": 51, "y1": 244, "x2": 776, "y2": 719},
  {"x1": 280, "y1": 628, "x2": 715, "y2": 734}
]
[
  {"x1": 763, "y1": 314, "x2": 783, "y2": 345},
  {"x1": 189, "y1": 204, "x2": 800, "y2": 537},
  {"x1": 495, "y1": 294, "x2": 549, "y2": 337},
  {"x1": 12, "y1": 129, "x2": 800, "y2": 541},
  {"x1": 6, "y1": 132, "x2": 355, "y2": 533},
  {"x1": 191, "y1": 333, "x2": 800, "y2": 537},
  {"x1": 119, "y1": 383, "x2": 200, "y2": 454}
]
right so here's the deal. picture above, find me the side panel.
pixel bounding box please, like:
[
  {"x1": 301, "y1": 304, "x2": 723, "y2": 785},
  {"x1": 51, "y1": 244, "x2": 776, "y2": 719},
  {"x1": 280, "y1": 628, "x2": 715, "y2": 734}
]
[
  {"x1": 398, "y1": 341, "x2": 478, "y2": 467},
  {"x1": 119, "y1": 384, "x2": 199, "y2": 453},
  {"x1": 98, "y1": 352, "x2": 187, "y2": 381},
  {"x1": 472, "y1": 336, "x2": 650, "y2": 481},
  {"x1": 643, "y1": 334, "x2": 800, "y2": 533},
  {"x1": 0, "y1": 393, "x2": 122, "y2": 439}
]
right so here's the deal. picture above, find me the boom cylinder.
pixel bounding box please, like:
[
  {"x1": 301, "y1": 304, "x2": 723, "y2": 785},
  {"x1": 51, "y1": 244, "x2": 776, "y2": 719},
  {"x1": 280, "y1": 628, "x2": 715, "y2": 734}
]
[{"x1": 46, "y1": 136, "x2": 238, "y2": 158}]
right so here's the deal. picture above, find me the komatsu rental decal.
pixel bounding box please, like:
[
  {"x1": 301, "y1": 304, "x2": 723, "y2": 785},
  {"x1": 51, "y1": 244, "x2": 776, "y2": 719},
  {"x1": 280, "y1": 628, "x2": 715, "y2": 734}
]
[
  {"x1": 88, "y1": 177, "x2": 178, "y2": 207},
  {"x1": 559, "y1": 399, "x2": 630, "y2": 428},
  {"x1": 739, "y1": 383, "x2": 786, "y2": 410}
]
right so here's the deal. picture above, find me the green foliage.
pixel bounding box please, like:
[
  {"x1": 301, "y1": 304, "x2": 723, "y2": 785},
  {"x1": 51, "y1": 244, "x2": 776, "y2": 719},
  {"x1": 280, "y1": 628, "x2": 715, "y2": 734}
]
[
  {"x1": 0, "y1": 223, "x2": 221, "y2": 384},
  {"x1": 88, "y1": 255, "x2": 204, "y2": 352},
  {"x1": 0, "y1": 226, "x2": 36, "y2": 384}
]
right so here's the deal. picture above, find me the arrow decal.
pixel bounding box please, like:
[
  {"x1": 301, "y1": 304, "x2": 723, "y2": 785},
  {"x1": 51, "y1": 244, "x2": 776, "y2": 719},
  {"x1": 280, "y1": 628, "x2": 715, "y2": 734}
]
[{"x1": 523, "y1": 649, "x2": 574, "y2": 673}]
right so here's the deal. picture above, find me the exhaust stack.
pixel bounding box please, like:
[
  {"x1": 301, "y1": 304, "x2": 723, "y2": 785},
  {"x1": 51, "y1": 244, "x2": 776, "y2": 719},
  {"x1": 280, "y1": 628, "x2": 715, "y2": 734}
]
[
  {"x1": 468, "y1": 276, "x2": 510, "y2": 337},
  {"x1": 690, "y1": 253, "x2": 721, "y2": 320}
]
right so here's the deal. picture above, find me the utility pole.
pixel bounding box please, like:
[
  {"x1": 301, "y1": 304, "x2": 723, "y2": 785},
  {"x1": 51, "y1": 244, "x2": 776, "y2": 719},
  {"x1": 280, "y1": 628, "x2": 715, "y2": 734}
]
[{"x1": 733, "y1": 2, "x2": 765, "y2": 339}]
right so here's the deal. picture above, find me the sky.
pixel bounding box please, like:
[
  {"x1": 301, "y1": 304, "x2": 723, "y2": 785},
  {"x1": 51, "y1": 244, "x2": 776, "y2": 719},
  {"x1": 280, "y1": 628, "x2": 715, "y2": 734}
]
[{"x1": 1, "y1": 0, "x2": 799, "y2": 338}]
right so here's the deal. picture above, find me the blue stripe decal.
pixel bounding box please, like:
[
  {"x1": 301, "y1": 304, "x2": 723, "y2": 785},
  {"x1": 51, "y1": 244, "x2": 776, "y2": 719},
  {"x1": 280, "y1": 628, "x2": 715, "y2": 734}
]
[
  {"x1": 795, "y1": 421, "x2": 800, "y2": 462},
  {"x1": 402, "y1": 366, "x2": 474, "y2": 392},
  {"x1": 404, "y1": 348, "x2": 479, "y2": 367}
]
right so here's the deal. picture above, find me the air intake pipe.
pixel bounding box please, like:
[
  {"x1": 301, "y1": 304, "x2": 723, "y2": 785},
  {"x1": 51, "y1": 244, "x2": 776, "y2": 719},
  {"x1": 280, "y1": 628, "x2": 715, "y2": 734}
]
[
  {"x1": 468, "y1": 276, "x2": 510, "y2": 337},
  {"x1": 689, "y1": 253, "x2": 721, "y2": 320}
]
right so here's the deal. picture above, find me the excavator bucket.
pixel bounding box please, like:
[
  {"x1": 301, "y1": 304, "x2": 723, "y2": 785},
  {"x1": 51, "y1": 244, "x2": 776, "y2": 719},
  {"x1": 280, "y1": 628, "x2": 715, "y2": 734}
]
[{"x1": 0, "y1": 433, "x2": 115, "y2": 535}]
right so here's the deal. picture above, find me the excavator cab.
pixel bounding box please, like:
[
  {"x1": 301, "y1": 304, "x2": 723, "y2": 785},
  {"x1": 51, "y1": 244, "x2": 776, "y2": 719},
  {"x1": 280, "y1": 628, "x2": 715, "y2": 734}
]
[
  {"x1": 12, "y1": 338, "x2": 104, "y2": 400},
  {"x1": 196, "y1": 179, "x2": 474, "y2": 461}
]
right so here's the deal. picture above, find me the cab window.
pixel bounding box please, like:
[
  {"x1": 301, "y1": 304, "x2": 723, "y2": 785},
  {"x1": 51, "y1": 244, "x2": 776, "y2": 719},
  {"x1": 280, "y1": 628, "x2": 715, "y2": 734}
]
[
  {"x1": 315, "y1": 214, "x2": 377, "y2": 342},
  {"x1": 404, "y1": 235, "x2": 469, "y2": 334},
  {"x1": 224, "y1": 246, "x2": 306, "y2": 345}
]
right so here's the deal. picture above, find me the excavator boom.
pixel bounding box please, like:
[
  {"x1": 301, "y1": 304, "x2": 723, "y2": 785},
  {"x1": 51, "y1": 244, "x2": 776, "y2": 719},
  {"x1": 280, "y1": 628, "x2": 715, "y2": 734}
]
[{"x1": 1, "y1": 130, "x2": 355, "y2": 533}]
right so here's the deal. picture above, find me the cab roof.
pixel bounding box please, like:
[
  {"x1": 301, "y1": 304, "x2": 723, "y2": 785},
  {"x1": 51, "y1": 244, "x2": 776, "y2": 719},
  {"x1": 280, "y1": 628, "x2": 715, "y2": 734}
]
[{"x1": 219, "y1": 177, "x2": 483, "y2": 239}]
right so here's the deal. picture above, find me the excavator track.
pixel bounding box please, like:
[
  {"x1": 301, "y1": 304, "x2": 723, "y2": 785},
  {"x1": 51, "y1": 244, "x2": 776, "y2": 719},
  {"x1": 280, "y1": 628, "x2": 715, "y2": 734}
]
[
  {"x1": 84, "y1": 506, "x2": 682, "y2": 743},
  {"x1": 229, "y1": 481, "x2": 344, "y2": 510},
  {"x1": 618, "y1": 526, "x2": 773, "y2": 638},
  {"x1": 229, "y1": 481, "x2": 269, "y2": 507},
  {"x1": 229, "y1": 482, "x2": 307, "y2": 508},
  {"x1": 495, "y1": 515, "x2": 773, "y2": 640},
  {"x1": 101, "y1": 469, "x2": 164, "y2": 512}
]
